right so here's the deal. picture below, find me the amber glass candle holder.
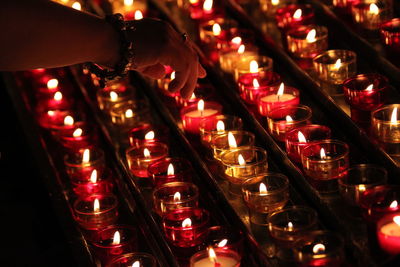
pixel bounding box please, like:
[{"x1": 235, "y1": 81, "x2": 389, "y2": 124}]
[
  {"x1": 64, "y1": 148, "x2": 105, "y2": 180},
  {"x1": 238, "y1": 71, "x2": 281, "y2": 105},
  {"x1": 267, "y1": 105, "x2": 312, "y2": 142},
  {"x1": 351, "y1": 1, "x2": 393, "y2": 31},
  {"x1": 73, "y1": 194, "x2": 119, "y2": 230},
  {"x1": 96, "y1": 83, "x2": 134, "y2": 113},
  {"x1": 275, "y1": 4, "x2": 315, "y2": 32},
  {"x1": 286, "y1": 25, "x2": 328, "y2": 59},
  {"x1": 190, "y1": 248, "x2": 241, "y2": 267},
  {"x1": 210, "y1": 131, "x2": 255, "y2": 161},
  {"x1": 198, "y1": 18, "x2": 238, "y2": 46},
  {"x1": 285, "y1": 124, "x2": 332, "y2": 164},
  {"x1": 234, "y1": 55, "x2": 274, "y2": 82},
  {"x1": 110, "y1": 100, "x2": 150, "y2": 129},
  {"x1": 294, "y1": 230, "x2": 344, "y2": 267},
  {"x1": 206, "y1": 226, "x2": 244, "y2": 255},
  {"x1": 128, "y1": 123, "x2": 169, "y2": 148},
  {"x1": 371, "y1": 104, "x2": 400, "y2": 156},
  {"x1": 332, "y1": 0, "x2": 357, "y2": 14},
  {"x1": 220, "y1": 147, "x2": 268, "y2": 195},
  {"x1": 339, "y1": 164, "x2": 387, "y2": 206},
  {"x1": 219, "y1": 45, "x2": 259, "y2": 74},
  {"x1": 268, "y1": 206, "x2": 318, "y2": 248},
  {"x1": 199, "y1": 115, "x2": 243, "y2": 148},
  {"x1": 242, "y1": 173, "x2": 289, "y2": 225},
  {"x1": 380, "y1": 18, "x2": 400, "y2": 62},
  {"x1": 301, "y1": 140, "x2": 349, "y2": 193},
  {"x1": 148, "y1": 157, "x2": 193, "y2": 187},
  {"x1": 107, "y1": 252, "x2": 157, "y2": 267},
  {"x1": 153, "y1": 182, "x2": 199, "y2": 216}
]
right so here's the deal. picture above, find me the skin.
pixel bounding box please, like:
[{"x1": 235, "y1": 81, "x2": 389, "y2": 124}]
[{"x1": 0, "y1": 0, "x2": 206, "y2": 98}]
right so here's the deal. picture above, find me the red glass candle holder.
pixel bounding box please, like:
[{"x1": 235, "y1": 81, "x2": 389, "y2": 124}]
[
  {"x1": 189, "y1": 0, "x2": 224, "y2": 22},
  {"x1": 351, "y1": 2, "x2": 392, "y2": 31},
  {"x1": 238, "y1": 71, "x2": 281, "y2": 105},
  {"x1": 73, "y1": 194, "x2": 119, "y2": 230},
  {"x1": 380, "y1": 18, "x2": 400, "y2": 61},
  {"x1": 37, "y1": 109, "x2": 76, "y2": 131},
  {"x1": 234, "y1": 55, "x2": 274, "y2": 82},
  {"x1": 148, "y1": 157, "x2": 193, "y2": 187},
  {"x1": 199, "y1": 115, "x2": 243, "y2": 148},
  {"x1": 175, "y1": 83, "x2": 215, "y2": 108},
  {"x1": 35, "y1": 78, "x2": 70, "y2": 99},
  {"x1": 301, "y1": 140, "x2": 349, "y2": 193},
  {"x1": 125, "y1": 142, "x2": 169, "y2": 178},
  {"x1": 64, "y1": 148, "x2": 106, "y2": 181},
  {"x1": 294, "y1": 230, "x2": 344, "y2": 267},
  {"x1": 153, "y1": 182, "x2": 199, "y2": 216},
  {"x1": 107, "y1": 252, "x2": 157, "y2": 267},
  {"x1": 285, "y1": 124, "x2": 332, "y2": 164},
  {"x1": 180, "y1": 101, "x2": 222, "y2": 134},
  {"x1": 377, "y1": 213, "x2": 400, "y2": 254},
  {"x1": 58, "y1": 122, "x2": 95, "y2": 151},
  {"x1": 260, "y1": 0, "x2": 296, "y2": 17},
  {"x1": 206, "y1": 226, "x2": 244, "y2": 255},
  {"x1": 190, "y1": 247, "x2": 241, "y2": 267},
  {"x1": 71, "y1": 169, "x2": 114, "y2": 197},
  {"x1": 267, "y1": 105, "x2": 312, "y2": 142},
  {"x1": 162, "y1": 207, "x2": 210, "y2": 248},
  {"x1": 128, "y1": 123, "x2": 169, "y2": 148},
  {"x1": 257, "y1": 83, "x2": 300, "y2": 116},
  {"x1": 157, "y1": 65, "x2": 176, "y2": 97},
  {"x1": 91, "y1": 225, "x2": 137, "y2": 264},
  {"x1": 210, "y1": 131, "x2": 256, "y2": 161},
  {"x1": 286, "y1": 25, "x2": 328, "y2": 59},
  {"x1": 36, "y1": 90, "x2": 72, "y2": 112},
  {"x1": 275, "y1": 4, "x2": 315, "y2": 32}
]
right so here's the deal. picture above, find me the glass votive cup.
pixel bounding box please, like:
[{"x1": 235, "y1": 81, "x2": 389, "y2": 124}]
[
  {"x1": 260, "y1": 0, "x2": 296, "y2": 17},
  {"x1": 380, "y1": 18, "x2": 400, "y2": 57},
  {"x1": 371, "y1": 104, "x2": 400, "y2": 155},
  {"x1": 73, "y1": 194, "x2": 119, "y2": 230},
  {"x1": 162, "y1": 207, "x2": 210, "y2": 248},
  {"x1": 210, "y1": 131, "x2": 256, "y2": 161},
  {"x1": 286, "y1": 25, "x2": 328, "y2": 59},
  {"x1": 206, "y1": 226, "x2": 244, "y2": 255},
  {"x1": 238, "y1": 71, "x2": 281, "y2": 105},
  {"x1": 91, "y1": 225, "x2": 137, "y2": 264},
  {"x1": 339, "y1": 164, "x2": 388, "y2": 206},
  {"x1": 157, "y1": 65, "x2": 176, "y2": 97},
  {"x1": 35, "y1": 91, "x2": 72, "y2": 113},
  {"x1": 242, "y1": 173, "x2": 289, "y2": 225},
  {"x1": 275, "y1": 4, "x2": 315, "y2": 32},
  {"x1": 125, "y1": 142, "x2": 169, "y2": 178},
  {"x1": 175, "y1": 83, "x2": 215, "y2": 108},
  {"x1": 180, "y1": 101, "x2": 223, "y2": 135},
  {"x1": 71, "y1": 169, "x2": 114, "y2": 197},
  {"x1": 58, "y1": 122, "x2": 95, "y2": 151},
  {"x1": 199, "y1": 115, "x2": 244, "y2": 148},
  {"x1": 96, "y1": 83, "x2": 134, "y2": 112},
  {"x1": 301, "y1": 140, "x2": 349, "y2": 193},
  {"x1": 199, "y1": 17, "x2": 238, "y2": 46},
  {"x1": 189, "y1": 247, "x2": 241, "y2": 267},
  {"x1": 153, "y1": 182, "x2": 199, "y2": 216},
  {"x1": 64, "y1": 148, "x2": 106, "y2": 180},
  {"x1": 377, "y1": 212, "x2": 400, "y2": 255},
  {"x1": 257, "y1": 83, "x2": 300, "y2": 117},
  {"x1": 234, "y1": 55, "x2": 274, "y2": 82},
  {"x1": 148, "y1": 157, "x2": 193, "y2": 187},
  {"x1": 128, "y1": 123, "x2": 169, "y2": 148},
  {"x1": 110, "y1": 100, "x2": 150, "y2": 129},
  {"x1": 294, "y1": 230, "x2": 344, "y2": 267},
  {"x1": 351, "y1": 1, "x2": 393, "y2": 31},
  {"x1": 219, "y1": 46, "x2": 259, "y2": 74},
  {"x1": 37, "y1": 109, "x2": 75, "y2": 130},
  {"x1": 268, "y1": 206, "x2": 318, "y2": 248},
  {"x1": 106, "y1": 252, "x2": 157, "y2": 267},
  {"x1": 267, "y1": 105, "x2": 312, "y2": 142},
  {"x1": 285, "y1": 124, "x2": 332, "y2": 164},
  {"x1": 220, "y1": 147, "x2": 268, "y2": 195},
  {"x1": 332, "y1": 0, "x2": 357, "y2": 14},
  {"x1": 359, "y1": 185, "x2": 400, "y2": 223}
]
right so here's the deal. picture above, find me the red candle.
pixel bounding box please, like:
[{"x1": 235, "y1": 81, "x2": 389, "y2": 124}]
[
  {"x1": 148, "y1": 157, "x2": 193, "y2": 187},
  {"x1": 377, "y1": 213, "x2": 400, "y2": 254},
  {"x1": 128, "y1": 123, "x2": 169, "y2": 148},
  {"x1": 257, "y1": 83, "x2": 300, "y2": 117},
  {"x1": 380, "y1": 19, "x2": 400, "y2": 59},
  {"x1": 206, "y1": 226, "x2": 244, "y2": 255},
  {"x1": 37, "y1": 110, "x2": 75, "y2": 130},
  {"x1": 180, "y1": 100, "x2": 222, "y2": 134},
  {"x1": 238, "y1": 71, "x2": 281, "y2": 105},
  {"x1": 162, "y1": 207, "x2": 210, "y2": 248},
  {"x1": 71, "y1": 169, "x2": 113, "y2": 197},
  {"x1": 36, "y1": 90, "x2": 71, "y2": 112},
  {"x1": 35, "y1": 78, "x2": 70, "y2": 99},
  {"x1": 58, "y1": 122, "x2": 95, "y2": 151},
  {"x1": 175, "y1": 83, "x2": 214, "y2": 108},
  {"x1": 275, "y1": 4, "x2": 315, "y2": 32}
]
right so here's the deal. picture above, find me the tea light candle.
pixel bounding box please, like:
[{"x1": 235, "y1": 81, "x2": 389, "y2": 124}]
[
  {"x1": 71, "y1": 169, "x2": 114, "y2": 197},
  {"x1": 301, "y1": 140, "x2": 349, "y2": 192},
  {"x1": 380, "y1": 18, "x2": 400, "y2": 60},
  {"x1": 35, "y1": 78, "x2": 66, "y2": 99},
  {"x1": 125, "y1": 142, "x2": 169, "y2": 178},
  {"x1": 242, "y1": 173, "x2": 289, "y2": 225},
  {"x1": 162, "y1": 207, "x2": 210, "y2": 248},
  {"x1": 58, "y1": 122, "x2": 94, "y2": 151},
  {"x1": 351, "y1": 2, "x2": 392, "y2": 31},
  {"x1": 210, "y1": 131, "x2": 255, "y2": 161},
  {"x1": 234, "y1": 55, "x2": 274, "y2": 82},
  {"x1": 96, "y1": 83, "x2": 134, "y2": 112},
  {"x1": 285, "y1": 125, "x2": 331, "y2": 164},
  {"x1": 286, "y1": 25, "x2": 328, "y2": 59},
  {"x1": 191, "y1": 0, "x2": 222, "y2": 21},
  {"x1": 112, "y1": 0, "x2": 147, "y2": 20},
  {"x1": 37, "y1": 110, "x2": 75, "y2": 130},
  {"x1": 199, "y1": 18, "x2": 237, "y2": 46},
  {"x1": 175, "y1": 83, "x2": 215, "y2": 108},
  {"x1": 110, "y1": 100, "x2": 150, "y2": 129},
  {"x1": 219, "y1": 44, "x2": 258, "y2": 73},
  {"x1": 107, "y1": 252, "x2": 157, "y2": 267},
  {"x1": 332, "y1": 0, "x2": 357, "y2": 14},
  {"x1": 148, "y1": 157, "x2": 193, "y2": 187},
  {"x1": 180, "y1": 100, "x2": 222, "y2": 134},
  {"x1": 377, "y1": 214, "x2": 400, "y2": 254},
  {"x1": 206, "y1": 226, "x2": 244, "y2": 254},
  {"x1": 128, "y1": 123, "x2": 169, "y2": 148},
  {"x1": 190, "y1": 247, "x2": 241, "y2": 267},
  {"x1": 267, "y1": 105, "x2": 312, "y2": 142},
  {"x1": 238, "y1": 69, "x2": 281, "y2": 105},
  {"x1": 259, "y1": 0, "x2": 293, "y2": 17},
  {"x1": 36, "y1": 91, "x2": 71, "y2": 112},
  {"x1": 257, "y1": 83, "x2": 300, "y2": 116},
  {"x1": 199, "y1": 115, "x2": 243, "y2": 148},
  {"x1": 64, "y1": 148, "x2": 106, "y2": 180},
  {"x1": 157, "y1": 66, "x2": 177, "y2": 97},
  {"x1": 73, "y1": 194, "x2": 119, "y2": 230},
  {"x1": 153, "y1": 182, "x2": 199, "y2": 216},
  {"x1": 275, "y1": 4, "x2": 315, "y2": 32}
]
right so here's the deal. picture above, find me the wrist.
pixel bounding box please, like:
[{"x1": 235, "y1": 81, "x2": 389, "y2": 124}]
[{"x1": 95, "y1": 18, "x2": 120, "y2": 68}]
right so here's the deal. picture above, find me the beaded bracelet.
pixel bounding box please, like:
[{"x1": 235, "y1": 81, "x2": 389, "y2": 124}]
[{"x1": 84, "y1": 13, "x2": 136, "y2": 88}]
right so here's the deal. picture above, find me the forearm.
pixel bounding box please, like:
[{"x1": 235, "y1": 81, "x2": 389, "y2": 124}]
[{"x1": 0, "y1": 0, "x2": 118, "y2": 70}]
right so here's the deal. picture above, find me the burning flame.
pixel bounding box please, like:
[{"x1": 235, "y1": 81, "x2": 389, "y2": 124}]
[
  {"x1": 271, "y1": 0, "x2": 279, "y2": 5},
  {"x1": 286, "y1": 115, "x2": 293, "y2": 122},
  {"x1": 94, "y1": 198, "x2": 100, "y2": 213},
  {"x1": 365, "y1": 84, "x2": 373, "y2": 92},
  {"x1": 228, "y1": 132, "x2": 237, "y2": 148},
  {"x1": 259, "y1": 183, "x2": 268, "y2": 196},
  {"x1": 333, "y1": 59, "x2": 342, "y2": 70},
  {"x1": 182, "y1": 218, "x2": 192, "y2": 227},
  {"x1": 298, "y1": 131, "x2": 307, "y2": 143},
  {"x1": 54, "y1": 91, "x2": 63, "y2": 101},
  {"x1": 132, "y1": 261, "x2": 140, "y2": 267},
  {"x1": 167, "y1": 163, "x2": 175, "y2": 175},
  {"x1": 173, "y1": 192, "x2": 181, "y2": 201},
  {"x1": 216, "y1": 120, "x2": 225, "y2": 132},
  {"x1": 390, "y1": 200, "x2": 398, "y2": 209},
  {"x1": 48, "y1": 110, "x2": 55, "y2": 116},
  {"x1": 306, "y1": 29, "x2": 317, "y2": 43},
  {"x1": 203, "y1": 0, "x2": 213, "y2": 12},
  {"x1": 320, "y1": 148, "x2": 327, "y2": 160},
  {"x1": 171, "y1": 71, "x2": 176, "y2": 80},
  {"x1": 90, "y1": 169, "x2": 97, "y2": 183},
  {"x1": 110, "y1": 91, "x2": 118, "y2": 102},
  {"x1": 134, "y1": 10, "x2": 144, "y2": 20},
  {"x1": 217, "y1": 239, "x2": 228, "y2": 247},
  {"x1": 198, "y1": 99, "x2": 205, "y2": 114},
  {"x1": 124, "y1": 0, "x2": 134, "y2": 6},
  {"x1": 250, "y1": 60, "x2": 259, "y2": 73},
  {"x1": 64, "y1": 115, "x2": 74, "y2": 126},
  {"x1": 82, "y1": 149, "x2": 90, "y2": 164},
  {"x1": 231, "y1": 37, "x2": 242, "y2": 45},
  {"x1": 112, "y1": 231, "x2": 121, "y2": 245},
  {"x1": 293, "y1": 9, "x2": 302, "y2": 19},
  {"x1": 287, "y1": 222, "x2": 294, "y2": 231},
  {"x1": 253, "y1": 78, "x2": 260, "y2": 88},
  {"x1": 238, "y1": 44, "x2": 245, "y2": 54},
  {"x1": 277, "y1": 83, "x2": 285, "y2": 96},
  {"x1": 73, "y1": 128, "x2": 83, "y2": 137},
  {"x1": 47, "y1": 78, "x2": 58, "y2": 90},
  {"x1": 212, "y1": 23, "x2": 222, "y2": 36},
  {"x1": 125, "y1": 109, "x2": 134, "y2": 118},
  {"x1": 390, "y1": 107, "x2": 398, "y2": 124},
  {"x1": 313, "y1": 243, "x2": 326, "y2": 254},
  {"x1": 190, "y1": 0, "x2": 199, "y2": 4},
  {"x1": 190, "y1": 93, "x2": 196, "y2": 100},
  {"x1": 394, "y1": 216, "x2": 400, "y2": 226},
  {"x1": 369, "y1": 3, "x2": 379, "y2": 15},
  {"x1": 208, "y1": 247, "x2": 217, "y2": 262},
  {"x1": 143, "y1": 148, "x2": 151, "y2": 158},
  {"x1": 72, "y1": 2, "x2": 81, "y2": 10},
  {"x1": 358, "y1": 184, "x2": 366, "y2": 192},
  {"x1": 145, "y1": 131, "x2": 155, "y2": 140},
  {"x1": 238, "y1": 154, "x2": 246, "y2": 166}
]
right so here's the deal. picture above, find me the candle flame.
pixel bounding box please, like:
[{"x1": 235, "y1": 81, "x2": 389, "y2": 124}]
[
  {"x1": 277, "y1": 83, "x2": 285, "y2": 96},
  {"x1": 198, "y1": 99, "x2": 205, "y2": 112},
  {"x1": 171, "y1": 71, "x2": 176, "y2": 80},
  {"x1": 182, "y1": 218, "x2": 192, "y2": 227},
  {"x1": 125, "y1": 109, "x2": 134, "y2": 118},
  {"x1": 216, "y1": 120, "x2": 225, "y2": 132},
  {"x1": 82, "y1": 149, "x2": 90, "y2": 164},
  {"x1": 73, "y1": 128, "x2": 83, "y2": 137},
  {"x1": 94, "y1": 198, "x2": 100, "y2": 212},
  {"x1": 313, "y1": 243, "x2": 326, "y2": 254},
  {"x1": 203, "y1": 0, "x2": 213, "y2": 11},
  {"x1": 90, "y1": 169, "x2": 97, "y2": 183},
  {"x1": 124, "y1": 0, "x2": 134, "y2": 6},
  {"x1": 190, "y1": 0, "x2": 199, "y2": 4},
  {"x1": 293, "y1": 9, "x2": 302, "y2": 19},
  {"x1": 271, "y1": 0, "x2": 279, "y2": 5},
  {"x1": 391, "y1": 107, "x2": 398, "y2": 124},
  {"x1": 167, "y1": 163, "x2": 175, "y2": 175},
  {"x1": 320, "y1": 148, "x2": 326, "y2": 159},
  {"x1": 134, "y1": 10, "x2": 144, "y2": 20},
  {"x1": 365, "y1": 84, "x2": 373, "y2": 92},
  {"x1": 333, "y1": 58, "x2": 342, "y2": 70},
  {"x1": 287, "y1": 222, "x2": 294, "y2": 230},
  {"x1": 112, "y1": 231, "x2": 121, "y2": 245},
  {"x1": 250, "y1": 60, "x2": 259, "y2": 73},
  {"x1": 173, "y1": 192, "x2": 181, "y2": 201},
  {"x1": 54, "y1": 91, "x2": 63, "y2": 101},
  {"x1": 110, "y1": 91, "x2": 119, "y2": 101},
  {"x1": 217, "y1": 239, "x2": 228, "y2": 247},
  {"x1": 231, "y1": 37, "x2": 242, "y2": 45},
  {"x1": 286, "y1": 115, "x2": 293, "y2": 122},
  {"x1": 394, "y1": 216, "x2": 400, "y2": 226},
  {"x1": 144, "y1": 131, "x2": 155, "y2": 140},
  {"x1": 390, "y1": 200, "x2": 398, "y2": 209},
  {"x1": 306, "y1": 29, "x2": 317, "y2": 43},
  {"x1": 259, "y1": 183, "x2": 268, "y2": 195},
  {"x1": 238, "y1": 154, "x2": 246, "y2": 166},
  {"x1": 64, "y1": 115, "x2": 74, "y2": 126},
  {"x1": 298, "y1": 131, "x2": 307, "y2": 143},
  {"x1": 190, "y1": 93, "x2": 196, "y2": 100},
  {"x1": 143, "y1": 148, "x2": 151, "y2": 158},
  {"x1": 132, "y1": 261, "x2": 140, "y2": 267},
  {"x1": 252, "y1": 78, "x2": 260, "y2": 88},
  {"x1": 47, "y1": 78, "x2": 59, "y2": 90},
  {"x1": 228, "y1": 132, "x2": 238, "y2": 148},
  {"x1": 238, "y1": 44, "x2": 245, "y2": 54},
  {"x1": 208, "y1": 247, "x2": 217, "y2": 262},
  {"x1": 212, "y1": 23, "x2": 221, "y2": 36},
  {"x1": 369, "y1": 3, "x2": 379, "y2": 15},
  {"x1": 72, "y1": 2, "x2": 81, "y2": 10},
  {"x1": 48, "y1": 110, "x2": 55, "y2": 116}
]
